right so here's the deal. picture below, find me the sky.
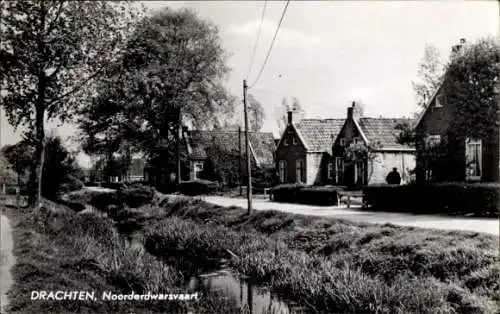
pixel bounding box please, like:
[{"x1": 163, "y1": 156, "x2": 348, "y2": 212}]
[{"x1": 0, "y1": 0, "x2": 498, "y2": 168}]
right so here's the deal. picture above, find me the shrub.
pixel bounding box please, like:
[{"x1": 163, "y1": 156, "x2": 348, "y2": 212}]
[
  {"x1": 89, "y1": 191, "x2": 118, "y2": 210},
  {"x1": 178, "y1": 180, "x2": 220, "y2": 196},
  {"x1": 59, "y1": 175, "x2": 84, "y2": 193},
  {"x1": 271, "y1": 184, "x2": 345, "y2": 206},
  {"x1": 363, "y1": 182, "x2": 499, "y2": 217},
  {"x1": 117, "y1": 184, "x2": 155, "y2": 208},
  {"x1": 101, "y1": 182, "x2": 127, "y2": 190}
]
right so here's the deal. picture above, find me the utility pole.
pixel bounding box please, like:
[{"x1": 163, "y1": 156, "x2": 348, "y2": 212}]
[
  {"x1": 238, "y1": 126, "x2": 242, "y2": 196},
  {"x1": 243, "y1": 79, "x2": 252, "y2": 214}
]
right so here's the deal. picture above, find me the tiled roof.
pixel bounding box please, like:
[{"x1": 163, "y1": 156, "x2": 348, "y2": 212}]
[
  {"x1": 187, "y1": 130, "x2": 276, "y2": 166},
  {"x1": 357, "y1": 118, "x2": 415, "y2": 150},
  {"x1": 296, "y1": 119, "x2": 345, "y2": 152}
]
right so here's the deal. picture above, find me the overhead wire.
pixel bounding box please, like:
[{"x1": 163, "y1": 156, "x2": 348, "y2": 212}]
[
  {"x1": 246, "y1": 0, "x2": 268, "y2": 80},
  {"x1": 249, "y1": 0, "x2": 291, "y2": 89}
]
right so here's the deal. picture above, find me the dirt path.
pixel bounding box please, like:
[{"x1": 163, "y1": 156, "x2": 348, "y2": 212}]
[
  {"x1": 0, "y1": 214, "x2": 15, "y2": 313},
  {"x1": 195, "y1": 195, "x2": 499, "y2": 235}
]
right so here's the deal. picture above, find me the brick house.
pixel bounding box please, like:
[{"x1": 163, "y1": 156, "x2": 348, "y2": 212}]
[
  {"x1": 275, "y1": 111, "x2": 344, "y2": 185},
  {"x1": 182, "y1": 127, "x2": 276, "y2": 181},
  {"x1": 414, "y1": 85, "x2": 500, "y2": 183},
  {"x1": 332, "y1": 102, "x2": 416, "y2": 187}
]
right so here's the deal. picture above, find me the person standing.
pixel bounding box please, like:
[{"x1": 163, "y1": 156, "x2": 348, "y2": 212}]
[{"x1": 386, "y1": 168, "x2": 401, "y2": 185}]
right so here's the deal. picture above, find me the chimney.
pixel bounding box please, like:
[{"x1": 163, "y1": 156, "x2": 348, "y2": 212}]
[
  {"x1": 347, "y1": 101, "x2": 355, "y2": 119},
  {"x1": 287, "y1": 110, "x2": 293, "y2": 125}
]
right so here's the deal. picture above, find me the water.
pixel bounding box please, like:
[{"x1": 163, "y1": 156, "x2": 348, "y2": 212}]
[{"x1": 186, "y1": 269, "x2": 312, "y2": 314}]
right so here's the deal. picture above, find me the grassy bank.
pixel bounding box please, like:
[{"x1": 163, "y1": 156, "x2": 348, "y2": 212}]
[
  {"x1": 136, "y1": 197, "x2": 499, "y2": 313},
  {"x1": 4, "y1": 199, "x2": 250, "y2": 313}
]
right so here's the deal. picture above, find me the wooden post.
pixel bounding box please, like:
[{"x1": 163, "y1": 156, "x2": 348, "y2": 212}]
[
  {"x1": 243, "y1": 80, "x2": 252, "y2": 214},
  {"x1": 239, "y1": 126, "x2": 242, "y2": 196}
]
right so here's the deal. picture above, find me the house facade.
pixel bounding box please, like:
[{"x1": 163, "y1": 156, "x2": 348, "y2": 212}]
[
  {"x1": 182, "y1": 128, "x2": 276, "y2": 181},
  {"x1": 275, "y1": 111, "x2": 344, "y2": 185},
  {"x1": 332, "y1": 102, "x2": 416, "y2": 187},
  {"x1": 414, "y1": 86, "x2": 500, "y2": 183}
]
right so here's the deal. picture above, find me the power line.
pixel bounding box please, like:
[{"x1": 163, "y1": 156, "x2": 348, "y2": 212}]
[
  {"x1": 246, "y1": 0, "x2": 267, "y2": 80},
  {"x1": 249, "y1": 0, "x2": 290, "y2": 89}
]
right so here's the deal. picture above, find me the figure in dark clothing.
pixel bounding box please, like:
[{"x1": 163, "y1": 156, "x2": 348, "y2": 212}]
[{"x1": 386, "y1": 168, "x2": 401, "y2": 185}]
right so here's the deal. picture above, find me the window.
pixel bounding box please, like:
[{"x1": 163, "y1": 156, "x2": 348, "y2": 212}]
[
  {"x1": 353, "y1": 137, "x2": 361, "y2": 145},
  {"x1": 335, "y1": 157, "x2": 343, "y2": 183},
  {"x1": 340, "y1": 138, "x2": 345, "y2": 146},
  {"x1": 193, "y1": 162, "x2": 204, "y2": 180},
  {"x1": 435, "y1": 95, "x2": 443, "y2": 108},
  {"x1": 279, "y1": 160, "x2": 287, "y2": 183},
  {"x1": 425, "y1": 135, "x2": 441, "y2": 148},
  {"x1": 296, "y1": 159, "x2": 305, "y2": 183},
  {"x1": 465, "y1": 138, "x2": 482, "y2": 180},
  {"x1": 293, "y1": 137, "x2": 298, "y2": 145},
  {"x1": 284, "y1": 139, "x2": 289, "y2": 146},
  {"x1": 327, "y1": 162, "x2": 334, "y2": 179}
]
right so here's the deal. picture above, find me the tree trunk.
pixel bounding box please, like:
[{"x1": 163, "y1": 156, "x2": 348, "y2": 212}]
[
  {"x1": 176, "y1": 109, "x2": 181, "y2": 185},
  {"x1": 28, "y1": 107, "x2": 45, "y2": 209}
]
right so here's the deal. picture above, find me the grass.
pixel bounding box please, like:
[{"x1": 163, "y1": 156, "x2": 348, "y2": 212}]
[
  {"x1": 134, "y1": 197, "x2": 499, "y2": 313},
  {"x1": 3, "y1": 199, "x2": 256, "y2": 313}
]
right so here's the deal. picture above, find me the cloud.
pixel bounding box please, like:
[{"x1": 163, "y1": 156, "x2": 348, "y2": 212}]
[{"x1": 226, "y1": 19, "x2": 322, "y2": 47}]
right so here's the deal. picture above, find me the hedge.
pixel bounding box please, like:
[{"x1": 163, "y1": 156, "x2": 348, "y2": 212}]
[
  {"x1": 363, "y1": 182, "x2": 499, "y2": 217},
  {"x1": 117, "y1": 183, "x2": 155, "y2": 208},
  {"x1": 178, "y1": 180, "x2": 220, "y2": 196},
  {"x1": 271, "y1": 184, "x2": 345, "y2": 206}
]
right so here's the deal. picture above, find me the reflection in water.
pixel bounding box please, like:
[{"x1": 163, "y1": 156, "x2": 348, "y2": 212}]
[{"x1": 187, "y1": 270, "x2": 311, "y2": 314}]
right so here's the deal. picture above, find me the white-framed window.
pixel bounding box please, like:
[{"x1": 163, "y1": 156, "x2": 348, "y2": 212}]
[
  {"x1": 327, "y1": 162, "x2": 334, "y2": 179},
  {"x1": 435, "y1": 95, "x2": 443, "y2": 108},
  {"x1": 335, "y1": 157, "x2": 343, "y2": 183},
  {"x1": 193, "y1": 161, "x2": 204, "y2": 179},
  {"x1": 425, "y1": 135, "x2": 441, "y2": 148},
  {"x1": 353, "y1": 137, "x2": 361, "y2": 145},
  {"x1": 284, "y1": 138, "x2": 289, "y2": 146},
  {"x1": 293, "y1": 137, "x2": 298, "y2": 145},
  {"x1": 296, "y1": 159, "x2": 305, "y2": 183},
  {"x1": 340, "y1": 138, "x2": 345, "y2": 146},
  {"x1": 279, "y1": 160, "x2": 287, "y2": 183},
  {"x1": 465, "y1": 138, "x2": 482, "y2": 181}
]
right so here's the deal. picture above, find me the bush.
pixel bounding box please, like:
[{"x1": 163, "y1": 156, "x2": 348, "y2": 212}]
[
  {"x1": 271, "y1": 184, "x2": 345, "y2": 206},
  {"x1": 363, "y1": 182, "x2": 499, "y2": 217},
  {"x1": 178, "y1": 180, "x2": 220, "y2": 196},
  {"x1": 89, "y1": 191, "x2": 118, "y2": 210},
  {"x1": 117, "y1": 184, "x2": 155, "y2": 208},
  {"x1": 59, "y1": 175, "x2": 84, "y2": 193}
]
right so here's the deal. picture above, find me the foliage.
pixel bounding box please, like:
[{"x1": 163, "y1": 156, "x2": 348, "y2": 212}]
[
  {"x1": 442, "y1": 37, "x2": 500, "y2": 140},
  {"x1": 247, "y1": 93, "x2": 265, "y2": 132},
  {"x1": 2, "y1": 135, "x2": 83, "y2": 199},
  {"x1": 178, "y1": 180, "x2": 220, "y2": 196},
  {"x1": 395, "y1": 121, "x2": 416, "y2": 146},
  {"x1": 116, "y1": 184, "x2": 155, "y2": 208},
  {"x1": 271, "y1": 184, "x2": 344, "y2": 205},
  {"x1": 363, "y1": 182, "x2": 499, "y2": 217},
  {"x1": 0, "y1": 0, "x2": 140, "y2": 207},
  {"x1": 276, "y1": 96, "x2": 305, "y2": 135},
  {"x1": 199, "y1": 143, "x2": 243, "y2": 187},
  {"x1": 412, "y1": 44, "x2": 445, "y2": 108}
]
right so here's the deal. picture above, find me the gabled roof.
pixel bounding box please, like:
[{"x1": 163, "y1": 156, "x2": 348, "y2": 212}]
[
  {"x1": 357, "y1": 117, "x2": 415, "y2": 151},
  {"x1": 186, "y1": 130, "x2": 275, "y2": 166},
  {"x1": 414, "y1": 83, "x2": 443, "y2": 129},
  {"x1": 295, "y1": 119, "x2": 345, "y2": 152}
]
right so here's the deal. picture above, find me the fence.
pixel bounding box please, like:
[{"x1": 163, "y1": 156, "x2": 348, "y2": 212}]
[{"x1": 0, "y1": 183, "x2": 28, "y2": 209}]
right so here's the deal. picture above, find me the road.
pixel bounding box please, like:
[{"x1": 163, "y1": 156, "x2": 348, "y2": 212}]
[
  {"x1": 197, "y1": 196, "x2": 499, "y2": 236},
  {"x1": 0, "y1": 214, "x2": 15, "y2": 313}
]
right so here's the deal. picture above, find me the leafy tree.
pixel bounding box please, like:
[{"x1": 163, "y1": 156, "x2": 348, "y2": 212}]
[
  {"x1": 276, "y1": 96, "x2": 304, "y2": 135},
  {"x1": 343, "y1": 141, "x2": 383, "y2": 187},
  {"x1": 2, "y1": 135, "x2": 83, "y2": 199},
  {"x1": 395, "y1": 121, "x2": 416, "y2": 146},
  {"x1": 81, "y1": 7, "x2": 235, "y2": 187},
  {"x1": 247, "y1": 94, "x2": 265, "y2": 132},
  {"x1": 0, "y1": 1, "x2": 140, "y2": 209},
  {"x1": 442, "y1": 37, "x2": 500, "y2": 140},
  {"x1": 412, "y1": 44, "x2": 445, "y2": 108}
]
